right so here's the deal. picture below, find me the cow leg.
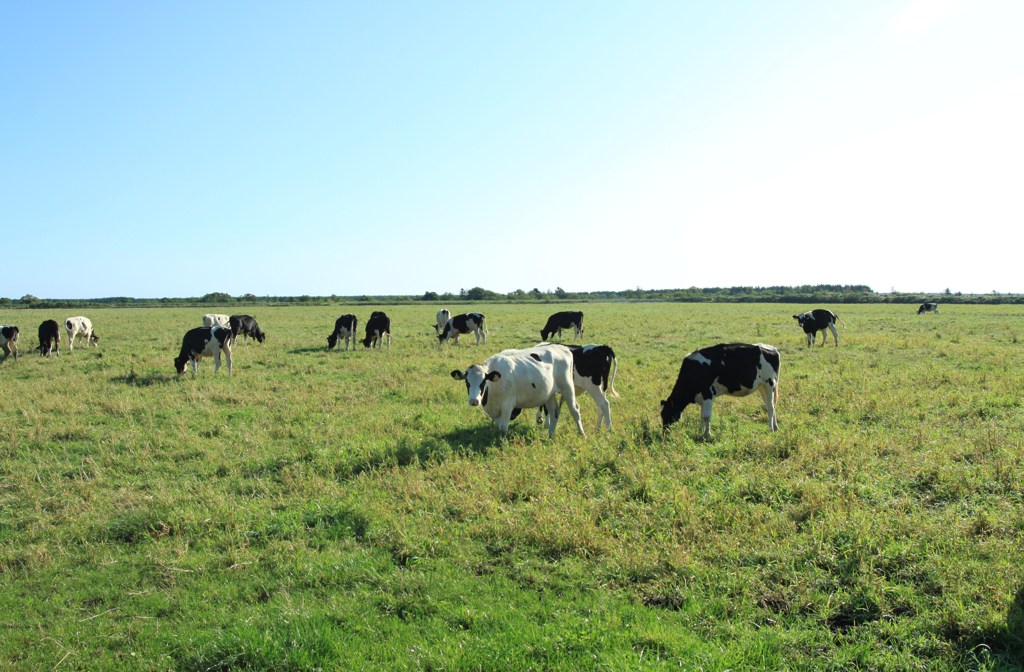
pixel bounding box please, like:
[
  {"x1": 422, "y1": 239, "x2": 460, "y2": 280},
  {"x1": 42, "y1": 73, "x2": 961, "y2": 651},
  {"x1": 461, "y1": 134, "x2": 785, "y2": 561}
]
[
  {"x1": 593, "y1": 391, "x2": 612, "y2": 431},
  {"x1": 67, "y1": 332, "x2": 74, "y2": 351},
  {"x1": 829, "y1": 323, "x2": 839, "y2": 347},
  {"x1": 760, "y1": 383, "x2": 779, "y2": 432},
  {"x1": 543, "y1": 395, "x2": 561, "y2": 437},
  {"x1": 191, "y1": 357, "x2": 199, "y2": 378},
  {"x1": 224, "y1": 348, "x2": 233, "y2": 376},
  {"x1": 700, "y1": 399, "x2": 714, "y2": 438},
  {"x1": 805, "y1": 333, "x2": 813, "y2": 348},
  {"x1": 559, "y1": 384, "x2": 585, "y2": 436}
]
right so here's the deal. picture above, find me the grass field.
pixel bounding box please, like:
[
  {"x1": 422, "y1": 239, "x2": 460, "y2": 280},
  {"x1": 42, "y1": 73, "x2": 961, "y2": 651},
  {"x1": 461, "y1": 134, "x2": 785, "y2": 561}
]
[{"x1": 1, "y1": 302, "x2": 1022, "y2": 670}]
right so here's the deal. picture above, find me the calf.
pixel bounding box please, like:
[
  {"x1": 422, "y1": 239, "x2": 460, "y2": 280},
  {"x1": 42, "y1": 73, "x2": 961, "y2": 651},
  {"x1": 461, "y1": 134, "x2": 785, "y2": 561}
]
[
  {"x1": 438, "y1": 312, "x2": 486, "y2": 345},
  {"x1": 327, "y1": 314, "x2": 358, "y2": 351},
  {"x1": 174, "y1": 325, "x2": 233, "y2": 377},
  {"x1": 38, "y1": 319, "x2": 61, "y2": 356},
  {"x1": 229, "y1": 314, "x2": 265, "y2": 344},
  {"x1": 202, "y1": 313, "x2": 230, "y2": 328},
  {"x1": 451, "y1": 344, "x2": 585, "y2": 437},
  {"x1": 793, "y1": 309, "x2": 840, "y2": 347},
  {"x1": 0, "y1": 325, "x2": 19, "y2": 361},
  {"x1": 540, "y1": 311, "x2": 584, "y2": 341},
  {"x1": 434, "y1": 308, "x2": 451, "y2": 335},
  {"x1": 917, "y1": 302, "x2": 939, "y2": 315},
  {"x1": 534, "y1": 343, "x2": 619, "y2": 430},
  {"x1": 660, "y1": 343, "x2": 780, "y2": 438},
  {"x1": 64, "y1": 316, "x2": 99, "y2": 350},
  {"x1": 362, "y1": 311, "x2": 391, "y2": 349}
]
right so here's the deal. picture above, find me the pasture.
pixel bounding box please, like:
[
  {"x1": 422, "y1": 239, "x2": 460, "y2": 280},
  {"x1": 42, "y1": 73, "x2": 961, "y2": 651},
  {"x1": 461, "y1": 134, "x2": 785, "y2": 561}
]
[{"x1": 1, "y1": 302, "x2": 1022, "y2": 670}]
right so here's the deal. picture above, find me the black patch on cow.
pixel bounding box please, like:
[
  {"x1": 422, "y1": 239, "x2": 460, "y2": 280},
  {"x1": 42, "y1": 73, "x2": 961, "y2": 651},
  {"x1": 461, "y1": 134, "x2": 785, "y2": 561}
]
[
  {"x1": 540, "y1": 311, "x2": 584, "y2": 340},
  {"x1": 569, "y1": 344, "x2": 615, "y2": 391},
  {"x1": 1, "y1": 326, "x2": 16, "y2": 340},
  {"x1": 510, "y1": 408, "x2": 523, "y2": 421},
  {"x1": 529, "y1": 353, "x2": 541, "y2": 362}
]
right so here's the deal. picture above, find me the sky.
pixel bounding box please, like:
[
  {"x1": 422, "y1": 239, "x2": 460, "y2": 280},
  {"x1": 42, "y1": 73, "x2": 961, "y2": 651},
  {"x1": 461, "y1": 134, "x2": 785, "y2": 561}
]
[{"x1": 2, "y1": 0, "x2": 1022, "y2": 299}]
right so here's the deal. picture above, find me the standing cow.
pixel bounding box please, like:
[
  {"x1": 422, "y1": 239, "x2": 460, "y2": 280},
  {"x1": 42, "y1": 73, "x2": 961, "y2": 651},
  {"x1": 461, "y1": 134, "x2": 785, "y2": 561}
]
[
  {"x1": 434, "y1": 309, "x2": 451, "y2": 336},
  {"x1": 540, "y1": 311, "x2": 584, "y2": 341},
  {"x1": 174, "y1": 325, "x2": 233, "y2": 377},
  {"x1": 793, "y1": 309, "x2": 840, "y2": 347},
  {"x1": 438, "y1": 313, "x2": 486, "y2": 345},
  {"x1": 660, "y1": 343, "x2": 780, "y2": 438},
  {"x1": 327, "y1": 314, "x2": 358, "y2": 351},
  {"x1": 0, "y1": 326, "x2": 20, "y2": 361},
  {"x1": 202, "y1": 314, "x2": 230, "y2": 328},
  {"x1": 38, "y1": 320, "x2": 61, "y2": 356},
  {"x1": 917, "y1": 302, "x2": 939, "y2": 315},
  {"x1": 65, "y1": 316, "x2": 99, "y2": 350},
  {"x1": 362, "y1": 311, "x2": 391, "y2": 349},
  {"x1": 229, "y1": 314, "x2": 265, "y2": 344},
  {"x1": 451, "y1": 344, "x2": 585, "y2": 438}
]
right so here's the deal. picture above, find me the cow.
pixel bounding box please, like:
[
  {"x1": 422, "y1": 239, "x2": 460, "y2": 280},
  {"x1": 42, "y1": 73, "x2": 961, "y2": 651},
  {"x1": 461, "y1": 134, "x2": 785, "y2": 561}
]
[
  {"x1": 362, "y1": 311, "x2": 391, "y2": 349},
  {"x1": 327, "y1": 314, "x2": 358, "y2": 351},
  {"x1": 174, "y1": 325, "x2": 233, "y2": 377},
  {"x1": 793, "y1": 309, "x2": 840, "y2": 347},
  {"x1": 660, "y1": 343, "x2": 780, "y2": 438},
  {"x1": 229, "y1": 314, "x2": 265, "y2": 344},
  {"x1": 917, "y1": 302, "x2": 939, "y2": 315},
  {"x1": 438, "y1": 312, "x2": 486, "y2": 345},
  {"x1": 540, "y1": 311, "x2": 584, "y2": 341},
  {"x1": 64, "y1": 316, "x2": 99, "y2": 350},
  {"x1": 0, "y1": 326, "x2": 19, "y2": 361},
  {"x1": 434, "y1": 308, "x2": 451, "y2": 336},
  {"x1": 202, "y1": 313, "x2": 230, "y2": 328},
  {"x1": 38, "y1": 319, "x2": 61, "y2": 356},
  {"x1": 533, "y1": 343, "x2": 619, "y2": 430},
  {"x1": 451, "y1": 344, "x2": 585, "y2": 438}
]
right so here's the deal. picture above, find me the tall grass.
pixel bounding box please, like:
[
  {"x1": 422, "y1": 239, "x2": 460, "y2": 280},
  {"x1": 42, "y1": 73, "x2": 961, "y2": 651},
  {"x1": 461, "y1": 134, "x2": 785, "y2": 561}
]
[{"x1": 0, "y1": 303, "x2": 1021, "y2": 670}]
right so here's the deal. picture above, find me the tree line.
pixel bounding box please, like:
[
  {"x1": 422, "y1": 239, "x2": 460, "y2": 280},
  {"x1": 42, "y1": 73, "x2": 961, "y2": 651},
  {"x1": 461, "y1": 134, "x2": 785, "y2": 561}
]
[{"x1": 2, "y1": 285, "x2": 1021, "y2": 310}]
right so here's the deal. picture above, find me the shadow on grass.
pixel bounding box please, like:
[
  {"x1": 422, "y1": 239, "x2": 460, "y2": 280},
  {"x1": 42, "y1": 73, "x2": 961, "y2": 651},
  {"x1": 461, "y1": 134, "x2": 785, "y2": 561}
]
[
  {"x1": 112, "y1": 370, "x2": 176, "y2": 387},
  {"x1": 970, "y1": 583, "x2": 1024, "y2": 667},
  {"x1": 289, "y1": 346, "x2": 333, "y2": 355}
]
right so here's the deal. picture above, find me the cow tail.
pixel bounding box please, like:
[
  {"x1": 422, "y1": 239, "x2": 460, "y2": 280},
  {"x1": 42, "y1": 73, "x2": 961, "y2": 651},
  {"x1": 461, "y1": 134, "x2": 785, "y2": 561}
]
[{"x1": 607, "y1": 353, "x2": 620, "y2": 397}]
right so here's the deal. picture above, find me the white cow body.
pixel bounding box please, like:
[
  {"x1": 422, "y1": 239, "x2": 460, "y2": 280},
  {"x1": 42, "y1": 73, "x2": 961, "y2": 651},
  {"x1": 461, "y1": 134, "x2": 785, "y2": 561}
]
[
  {"x1": 452, "y1": 344, "x2": 584, "y2": 437},
  {"x1": 434, "y1": 309, "x2": 451, "y2": 335},
  {"x1": 64, "y1": 316, "x2": 98, "y2": 350},
  {"x1": 202, "y1": 313, "x2": 230, "y2": 328}
]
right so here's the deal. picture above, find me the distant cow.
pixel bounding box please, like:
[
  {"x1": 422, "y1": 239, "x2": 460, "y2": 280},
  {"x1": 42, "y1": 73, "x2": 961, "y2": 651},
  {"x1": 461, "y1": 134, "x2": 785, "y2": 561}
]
[
  {"x1": 917, "y1": 302, "x2": 939, "y2": 315},
  {"x1": 362, "y1": 311, "x2": 391, "y2": 349},
  {"x1": 174, "y1": 326, "x2": 233, "y2": 377},
  {"x1": 451, "y1": 344, "x2": 585, "y2": 438},
  {"x1": 38, "y1": 319, "x2": 61, "y2": 357},
  {"x1": 202, "y1": 313, "x2": 230, "y2": 328},
  {"x1": 438, "y1": 313, "x2": 486, "y2": 345},
  {"x1": 660, "y1": 343, "x2": 780, "y2": 438},
  {"x1": 229, "y1": 314, "x2": 265, "y2": 344},
  {"x1": 0, "y1": 325, "x2": 19, "y2": 361},
  {"x1": 534, "y1": 343, "x2": 619, "y2": 430},
  {"x1": 434, "y1": 309, "x2": 451, "y2": 336},
  {"x1": 64, "y1": 316, "x2": 99, "y2": 350},
  {"x1": 793, "y1": 309, "x2": 840, "y2": 347},
  {"x1": 327, "y1": 314, "x2": 358, "y2": 351},
  {"x1": 540, "y1": 311, "x2": 584, "y2": 341}
]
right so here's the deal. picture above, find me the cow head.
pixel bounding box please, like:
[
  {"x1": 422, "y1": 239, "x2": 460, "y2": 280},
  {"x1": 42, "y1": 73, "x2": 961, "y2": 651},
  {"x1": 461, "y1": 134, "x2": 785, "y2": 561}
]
[
  {"x1": 437, "y1": 323, "x2": 452, "y2": 343},
  {"x1": 451, "y1": 366, "x2": 500, "y2": 407},
  {"x1": 254, "y1": 328, "x2": 266, "y2": 343},
  {"x1": 327, "y1": 333, "x2": 339, "y2": 349},
  {"x1": 174, "y1": 355, "x2": 189, "y2": 375},
  {"x1": 660, "y1": 397, "x2": 686, "y2": 429},
  {"x1": 90, "y1": 333, "x2": 100, "y2": 345}
]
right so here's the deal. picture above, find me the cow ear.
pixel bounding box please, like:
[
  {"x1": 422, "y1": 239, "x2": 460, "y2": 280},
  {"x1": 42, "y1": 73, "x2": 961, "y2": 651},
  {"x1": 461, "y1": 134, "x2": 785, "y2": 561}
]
[
  {"x1": 450, "y1": 370, "x2": 465, "y2": 380},
  {"x1": 485, "y1": 371, "x2": 501, "y2": 382}
]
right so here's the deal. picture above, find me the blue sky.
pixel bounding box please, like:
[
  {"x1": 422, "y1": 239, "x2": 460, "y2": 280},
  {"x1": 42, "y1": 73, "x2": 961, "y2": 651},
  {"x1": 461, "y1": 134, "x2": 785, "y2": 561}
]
[{"x1": 3, "y1": 1, "x2": 1021, "y2": 299}]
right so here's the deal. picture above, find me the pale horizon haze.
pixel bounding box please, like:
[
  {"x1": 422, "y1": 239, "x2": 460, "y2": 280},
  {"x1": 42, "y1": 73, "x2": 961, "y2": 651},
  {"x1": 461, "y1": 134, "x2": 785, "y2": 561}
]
[{"x1": 3, "y1": 1, "x2": 1022, "y2": 299}]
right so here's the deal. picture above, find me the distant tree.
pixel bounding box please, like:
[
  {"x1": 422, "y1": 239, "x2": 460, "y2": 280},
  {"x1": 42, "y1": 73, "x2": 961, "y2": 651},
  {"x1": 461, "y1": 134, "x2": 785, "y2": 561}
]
[
  {"x1": 422, "y1": 291, "x2": 440, "y2": 301},
  {"x1": 554, "y1": 287, "x2": 568, "y2": 299},
  {"x1": 530, "y1": 288, "x2": 544, "y2": 300},
  {"x1": 201, "y1": 292, "x2": 233, "y2": 303},
  {"x1": 241, "y1": 293, "x2": 257, "y2": 301},
  {"x1": 465, "y1": 287, "x2": 496, "y2": 301},
  {"x1": 19, "y1": 294, "x2": 40, "y2": 305}
]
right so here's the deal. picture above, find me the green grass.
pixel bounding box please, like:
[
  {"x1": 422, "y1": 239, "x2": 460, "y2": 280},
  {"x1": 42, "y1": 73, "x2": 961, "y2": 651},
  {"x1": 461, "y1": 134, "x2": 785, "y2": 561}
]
[{"x1": 1, "y1": 303, "x2": 1022, "y2": 670}]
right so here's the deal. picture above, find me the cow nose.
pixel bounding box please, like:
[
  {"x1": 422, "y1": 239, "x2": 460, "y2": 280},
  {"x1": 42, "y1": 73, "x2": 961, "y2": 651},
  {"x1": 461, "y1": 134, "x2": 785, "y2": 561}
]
[{"x1": 469, "y1": 399, "x2": 480, "y2": 407}]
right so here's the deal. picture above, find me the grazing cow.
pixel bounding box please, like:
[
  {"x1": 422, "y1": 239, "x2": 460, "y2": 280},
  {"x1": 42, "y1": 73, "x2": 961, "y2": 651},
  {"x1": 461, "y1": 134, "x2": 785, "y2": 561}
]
[
  {"x1": 0, "y1": 325, "x2": 19, "y2": 361},
  {"x1": 540, "y1": 311, "x2": 584, "y2": 341},
  {"x1": 202, "y1": 313, "x2": 230, "y2": 328},
  {"x1": 533, "y1": 343, "x2": 620, "y2": 430},
  {"x1": 362, "y1": 311, "x2": 391, "y2": 349},
  {"x1": 38, "y1": 319, "x2": 61, "y2": 356},
  {"x1": 327, "y1": 314, "x2": 358, "y2": 351},
  {"x1": 174, "y1": 326, "x2": 233, "y2": 377},
  {"x1": 229, "y1": 314, "x2": 265, "y2": 344},
  {"x1": 793, "y1": 309, "x2": 840, "y2": 347},
  {"x1": 434, "y1": 308, "x2": 451, "y2": 336},
  {"x1": 451, "y1": 344, "x2": 585, "y2": 438},
  {"x1": 660, "y1": 343, "x2": 780, "y2": 438},
  {"x1": 438, "y1": 312, "x2": 486, "y2": 345},
  {"x1": 64, "y1": 316, "x2": 99, "y2": 350},
  {"x1": 917, "y1": 302, "x2": 939, "y2": 315}
]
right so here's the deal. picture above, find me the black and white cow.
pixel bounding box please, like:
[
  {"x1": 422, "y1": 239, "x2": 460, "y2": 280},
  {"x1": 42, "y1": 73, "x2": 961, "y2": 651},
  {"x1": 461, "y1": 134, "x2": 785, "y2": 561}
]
[
  {"x1": 793, "y1": 309, "x2": 840, "y2": 347},
  {"x1": 434, "y1": 308, "x2": 451, "y2": 336},
  {"x1": 202, "y1": 313, "x2": 230, "y2": 328},
  {"x1": 540, "y1": 311, "x2": 584, "y2": 341},
  {"x1": 917, "y1": 302, "x2": 939, "y2": 315},
  {"x1": 451, "y1": 344, "x2": 585, "y2": 438},
  {"x1": 438, "y1": 312, "x2": 486, "y2": 345},
  {"x1": 0, "y1": 325, "x2": 19, "y2": 361},
  {"x1": 660, "y1": 343, "x2": 780, "y2": 438},
  {"x1": 38, "y1": 319, "x2": 61, "y2": 356},
  {"x1": 229, "y1": 314, "x2": 265, "y2": 344},
  {"x1": 362, "y1": 311, "x2": 391, "y2": 349},
  {"x1": 174, "y1": 326, "x2": 233, "y2": 377},
  {"x1": 65, "y1": 316, "x2": 99, "y2": 350},
  {"x1": 327, "y1": 314, "x2": 358, "y2": 351},
  {"x1": 533, "y1": 343, "x2": 619, "y2": 431}
]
